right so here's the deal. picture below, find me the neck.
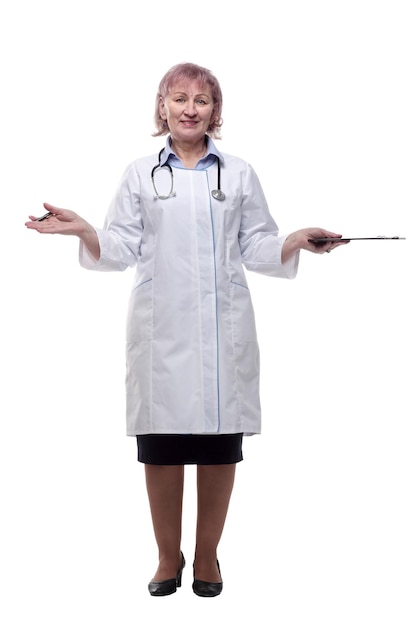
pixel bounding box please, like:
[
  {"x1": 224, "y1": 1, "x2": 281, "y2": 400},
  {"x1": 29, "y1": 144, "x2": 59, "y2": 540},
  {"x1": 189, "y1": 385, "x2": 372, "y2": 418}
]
[{"x1": 170, "y1": 137, "x2": 207, "y2": 168}]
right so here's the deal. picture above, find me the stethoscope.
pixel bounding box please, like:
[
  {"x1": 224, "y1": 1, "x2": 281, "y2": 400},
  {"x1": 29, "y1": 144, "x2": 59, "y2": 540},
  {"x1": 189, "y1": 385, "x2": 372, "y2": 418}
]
[{"x1": 151, "y1": 148, "x2": 225, "y2": 201}]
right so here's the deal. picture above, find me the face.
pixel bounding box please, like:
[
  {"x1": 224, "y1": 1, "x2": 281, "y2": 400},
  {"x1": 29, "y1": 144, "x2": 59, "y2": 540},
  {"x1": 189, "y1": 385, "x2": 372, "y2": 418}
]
[{"x1": 159, "y1": 79, "x2": 215, "y2": 145}]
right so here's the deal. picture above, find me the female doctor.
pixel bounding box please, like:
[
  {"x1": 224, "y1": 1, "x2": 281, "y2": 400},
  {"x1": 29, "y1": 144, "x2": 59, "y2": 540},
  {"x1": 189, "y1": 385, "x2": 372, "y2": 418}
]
[{"x1": 25, "y1": 62, "x2": 347, "y2": 597}]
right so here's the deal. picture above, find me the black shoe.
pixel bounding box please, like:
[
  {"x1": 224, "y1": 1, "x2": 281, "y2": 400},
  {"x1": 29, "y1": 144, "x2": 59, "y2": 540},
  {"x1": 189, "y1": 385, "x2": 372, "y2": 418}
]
[
  {"x1": 148, "y1": 552, "x2": 186, "y2": 596},
  {"x1": 192, "y1": 560, "x2": 223, "y2": 597}
]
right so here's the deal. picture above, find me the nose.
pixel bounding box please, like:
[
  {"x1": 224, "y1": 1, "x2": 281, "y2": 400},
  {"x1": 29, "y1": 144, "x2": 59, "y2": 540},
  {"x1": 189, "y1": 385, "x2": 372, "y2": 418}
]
[{"x1": 183, "y1": 101, "x2": 197, "y2": 116}]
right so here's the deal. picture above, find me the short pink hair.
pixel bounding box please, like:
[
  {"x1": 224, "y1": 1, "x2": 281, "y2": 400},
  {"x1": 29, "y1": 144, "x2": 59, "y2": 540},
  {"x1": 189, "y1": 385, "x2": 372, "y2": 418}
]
[{"x1": 152, "y1": 62, "x2": 223, "y2": 139}]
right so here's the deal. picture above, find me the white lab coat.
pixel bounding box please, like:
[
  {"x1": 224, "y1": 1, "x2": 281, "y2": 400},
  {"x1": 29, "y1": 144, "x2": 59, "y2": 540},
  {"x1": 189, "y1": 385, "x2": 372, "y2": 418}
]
[{"x1": 79, "y1": 144, "x2": 299, "y2": 436}]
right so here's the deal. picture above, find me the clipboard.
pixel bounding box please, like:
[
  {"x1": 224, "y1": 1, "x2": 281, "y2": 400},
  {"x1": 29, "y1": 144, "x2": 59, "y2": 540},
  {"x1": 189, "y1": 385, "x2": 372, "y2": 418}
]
[{"x1": 308, "y1": 236, "x2": 406, "y2": 242}]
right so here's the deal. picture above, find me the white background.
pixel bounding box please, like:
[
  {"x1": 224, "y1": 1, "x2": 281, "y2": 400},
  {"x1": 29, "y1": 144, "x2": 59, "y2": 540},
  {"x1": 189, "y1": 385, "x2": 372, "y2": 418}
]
[{"x1": 1, "y1": 1, "x2": 416, "y2": 624}]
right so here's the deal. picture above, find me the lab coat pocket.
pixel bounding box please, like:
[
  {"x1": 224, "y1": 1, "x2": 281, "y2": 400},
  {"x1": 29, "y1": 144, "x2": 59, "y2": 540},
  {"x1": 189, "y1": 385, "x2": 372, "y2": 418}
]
[
  {"x1": 126, "y1": 278, "x2": 153, "y2": 343},
  {"x1": 230, "y1": 281, "x2": 257, "y2": 344}
]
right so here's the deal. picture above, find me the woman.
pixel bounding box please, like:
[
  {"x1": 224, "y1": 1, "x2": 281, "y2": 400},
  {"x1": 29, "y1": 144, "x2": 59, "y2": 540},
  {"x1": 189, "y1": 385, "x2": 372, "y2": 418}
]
[{"x1": 25, "y1": 62, "x2": 347, "y2": 597}]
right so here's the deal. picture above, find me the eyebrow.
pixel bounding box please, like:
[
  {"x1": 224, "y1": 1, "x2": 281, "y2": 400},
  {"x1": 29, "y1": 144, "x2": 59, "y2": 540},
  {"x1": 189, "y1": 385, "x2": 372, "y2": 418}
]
[{"x1": 171, "y1": 91, "x2": 211, "y2": 98}]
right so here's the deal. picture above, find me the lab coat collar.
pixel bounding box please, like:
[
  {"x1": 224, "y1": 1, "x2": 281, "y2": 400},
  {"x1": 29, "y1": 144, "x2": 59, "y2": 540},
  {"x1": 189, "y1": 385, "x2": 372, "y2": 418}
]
[{"x1": 160, "y1": 135, "x2": 225, "y2": 168}]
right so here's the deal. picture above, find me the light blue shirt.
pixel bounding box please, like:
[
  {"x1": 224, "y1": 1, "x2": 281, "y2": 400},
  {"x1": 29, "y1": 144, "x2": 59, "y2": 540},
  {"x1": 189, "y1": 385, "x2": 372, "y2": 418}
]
[{"x1": 161, "y1": 135, "x2": 224, "y2": 169}]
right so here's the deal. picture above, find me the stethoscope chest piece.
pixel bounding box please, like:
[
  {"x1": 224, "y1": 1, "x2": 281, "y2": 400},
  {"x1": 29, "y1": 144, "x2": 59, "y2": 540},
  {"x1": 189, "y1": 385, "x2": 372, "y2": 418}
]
[{"x1": 211, "y1": 189, "x2": 225, "y2": 201}]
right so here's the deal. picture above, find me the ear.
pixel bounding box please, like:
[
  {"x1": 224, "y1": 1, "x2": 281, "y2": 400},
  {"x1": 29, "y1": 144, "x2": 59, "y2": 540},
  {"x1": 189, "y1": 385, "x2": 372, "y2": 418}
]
[{"x1": 159, "y1": 97, "x2": 166, "y2": 120}]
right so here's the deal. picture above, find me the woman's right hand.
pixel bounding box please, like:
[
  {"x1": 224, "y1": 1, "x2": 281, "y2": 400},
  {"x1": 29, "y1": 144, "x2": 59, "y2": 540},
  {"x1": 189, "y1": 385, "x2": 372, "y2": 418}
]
[
  {"x1": 25, "y1": 202, "x2": 101, "y2": 260},
  {"x1": 25, "y1": 202, "x2": 91, "y2": 237}
]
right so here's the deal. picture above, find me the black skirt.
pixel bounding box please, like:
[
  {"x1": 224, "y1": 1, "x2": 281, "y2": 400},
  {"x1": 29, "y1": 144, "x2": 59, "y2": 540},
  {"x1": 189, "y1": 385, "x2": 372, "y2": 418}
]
[{"x1": 136, "y1": 433, "x2": 243, "y2": 465}]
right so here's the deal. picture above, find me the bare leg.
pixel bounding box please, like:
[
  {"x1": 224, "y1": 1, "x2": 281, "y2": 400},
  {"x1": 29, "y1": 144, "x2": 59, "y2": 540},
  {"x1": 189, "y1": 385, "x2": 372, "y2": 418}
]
[
  {"x1": 194, "y1": 464, "x2": 236, "y2": 582},
  {"x1": 145, "y1": 464, "x2": 184, "y2": 581}
]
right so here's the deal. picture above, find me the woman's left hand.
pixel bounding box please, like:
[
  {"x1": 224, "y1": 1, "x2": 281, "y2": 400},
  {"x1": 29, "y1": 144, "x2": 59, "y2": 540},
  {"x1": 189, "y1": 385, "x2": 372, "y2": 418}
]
[{"x1": 282, "y1": 228, "x2": 349, "y2": 262}]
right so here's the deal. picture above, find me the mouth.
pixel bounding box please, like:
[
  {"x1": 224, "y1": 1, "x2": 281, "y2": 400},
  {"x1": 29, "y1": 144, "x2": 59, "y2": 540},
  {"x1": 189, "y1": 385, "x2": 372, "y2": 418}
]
[{"x1": 180, "y1": 120, "x2": 199, "y2": 127}]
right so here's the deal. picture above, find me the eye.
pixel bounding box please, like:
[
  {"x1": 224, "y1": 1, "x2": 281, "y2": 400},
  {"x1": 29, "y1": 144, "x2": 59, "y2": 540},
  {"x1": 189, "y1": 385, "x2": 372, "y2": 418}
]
[
  {"x1": 196, "y1": 99, "x2": 208, "y2": 105},
  {"x1": 175, "y1": 97, "x2": 185, "y2": 103}
]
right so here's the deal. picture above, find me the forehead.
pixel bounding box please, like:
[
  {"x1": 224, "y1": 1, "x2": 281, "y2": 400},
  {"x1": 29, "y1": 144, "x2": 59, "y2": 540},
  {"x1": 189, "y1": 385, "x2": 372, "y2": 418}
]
[{"x1": 168, "y1": 79, "x2": 212, "y2": 96}]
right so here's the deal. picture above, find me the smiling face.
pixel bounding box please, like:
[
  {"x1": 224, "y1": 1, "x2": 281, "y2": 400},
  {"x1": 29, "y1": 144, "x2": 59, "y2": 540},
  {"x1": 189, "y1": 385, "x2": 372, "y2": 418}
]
[{"x1": 159, "y1": 79, "x2": 215, "y2": 147}]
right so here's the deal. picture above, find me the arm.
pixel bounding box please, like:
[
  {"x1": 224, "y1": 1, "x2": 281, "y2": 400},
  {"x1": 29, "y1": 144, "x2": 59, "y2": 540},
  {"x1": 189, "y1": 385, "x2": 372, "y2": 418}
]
[
  {"x1": 26, "y1": 160, "x2": 143, "y2": 271},
  {"x1": 238, "y1": 165, "x2": 348, "y2": 274}
]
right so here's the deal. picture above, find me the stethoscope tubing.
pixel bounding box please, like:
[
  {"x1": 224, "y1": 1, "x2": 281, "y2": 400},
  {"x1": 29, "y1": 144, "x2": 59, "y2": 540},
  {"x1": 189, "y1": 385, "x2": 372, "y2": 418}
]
[{"x1": 152, "y1": 148, "x2": 225, "y2": 201}]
